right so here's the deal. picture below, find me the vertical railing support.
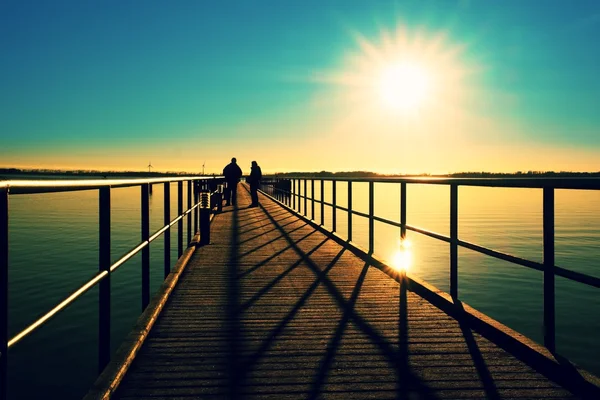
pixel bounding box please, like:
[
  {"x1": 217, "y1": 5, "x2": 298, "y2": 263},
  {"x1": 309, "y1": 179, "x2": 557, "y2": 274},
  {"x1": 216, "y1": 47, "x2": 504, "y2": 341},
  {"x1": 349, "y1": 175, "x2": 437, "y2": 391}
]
[
  {"x1": 187, "y1": 180, "x2": 192, "y2": 245},
  {"x1": 0, "y1": 188, "x2": 9, "y2": 400},
  {"x1": 303, "y1": 180, "x2": 307, "y2": 217},
  {"x1": 98, "y1": 186, "x2": 111, "y2": 374},
  {"x1": 292, "y1": 179, "x2": 296, "y2": 210},
  {"x1": 141, "y1": 184, "x2": 150, "y2": 311},
  {"x1": 400, "y1": 182, "x2": 407, "y2": 239},
  {"x1": 194, "y1": 181, "x2": 199, "y2": 235},
  {"x1": 177, "y1": 181, "x2": 183, "y2": 257},
  {"x1": 348, "y1": 181, "x2": 353, "y2": 242},
  {"x1": 450, "y1": 184, "x2": 458, "y2": 299},
  {"x1": 163, "y1": 182, "x2": 171, "y2": 279},
  {"x1": 320, "y1": 179, "x2": 325, "y2": 226},
  {"x1": 332, "y1": 180, "x2": 337, "y2": 232},
  {"x1": 543, "y1": 186, "x2": 556, "y2": 352},
  {"x1": 369, "y1": 181, "x2": 374, "y2": 253},
  {"x1": 311, "y1": 179, "x2": 315, "y2": 221}
]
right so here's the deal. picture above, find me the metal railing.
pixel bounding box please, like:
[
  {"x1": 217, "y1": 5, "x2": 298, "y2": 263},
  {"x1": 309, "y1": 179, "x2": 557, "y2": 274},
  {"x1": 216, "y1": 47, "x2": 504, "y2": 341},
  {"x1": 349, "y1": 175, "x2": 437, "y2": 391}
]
[
  {"x1": 0, "y1": 176, "x2": 224, "y2": 400},
  {"x1": 261, "y1": 176, "x2": 600, "y2": 355}
]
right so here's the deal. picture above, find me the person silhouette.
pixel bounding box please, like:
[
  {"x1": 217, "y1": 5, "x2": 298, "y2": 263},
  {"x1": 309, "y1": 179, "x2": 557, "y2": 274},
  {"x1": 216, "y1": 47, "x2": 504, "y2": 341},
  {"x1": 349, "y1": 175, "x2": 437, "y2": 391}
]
[
  {"x1": 222, "y1": 157, "x2": 243, "y2": 206},
  {"x1": 247, "y1": 160, "x2": 262, "y2": 207}
]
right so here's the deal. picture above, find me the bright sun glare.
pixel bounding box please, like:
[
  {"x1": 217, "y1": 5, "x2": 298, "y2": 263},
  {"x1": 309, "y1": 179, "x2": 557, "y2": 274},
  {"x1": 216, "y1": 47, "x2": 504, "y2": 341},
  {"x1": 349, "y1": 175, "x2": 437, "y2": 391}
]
[
  {"x1": 316, "y1": 23, "x2": 472, "y2": 120},
  {"x1": 378, "y1": 62, "x2": 432, "y2": 111},
  {"x1": 392, "y1": 239, "x2": 412, "y2": 272}
]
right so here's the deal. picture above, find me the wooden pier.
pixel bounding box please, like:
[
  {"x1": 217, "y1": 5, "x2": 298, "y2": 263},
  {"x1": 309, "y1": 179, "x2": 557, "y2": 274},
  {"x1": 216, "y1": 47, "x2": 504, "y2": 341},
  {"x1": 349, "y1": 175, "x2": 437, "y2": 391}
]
[{"x1": 81, "y1": 184, "x2": 599, "y2": 400}]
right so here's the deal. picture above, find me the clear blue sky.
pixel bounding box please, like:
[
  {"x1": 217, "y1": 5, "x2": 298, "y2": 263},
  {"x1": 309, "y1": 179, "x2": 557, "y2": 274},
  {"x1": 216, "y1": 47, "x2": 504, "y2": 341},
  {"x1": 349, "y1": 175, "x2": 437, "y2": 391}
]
[{"x1": 2, "y1": 0, "x2": 599, "y2": 173}]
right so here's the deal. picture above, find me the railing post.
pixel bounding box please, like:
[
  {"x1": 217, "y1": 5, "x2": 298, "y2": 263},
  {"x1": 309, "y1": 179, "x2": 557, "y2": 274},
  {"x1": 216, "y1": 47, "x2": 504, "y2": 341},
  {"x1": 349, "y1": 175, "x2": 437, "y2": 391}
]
[
  {"x1": 187, "y1": 180, "x2": 192, "y2": 244},
  {"x1": 98, "y1": 186, "x2": 111, "y2": 374},
  {"x1": 194, "y1": 181, "x2": 199, "y2": 235},
  {"x1": 320, "y1": 179, "x2": 325, "y2": 226},
  {"x1": 178, "y1": 181, "x2": 183, "y2": 257},
  {"x1": 369, "y1": 181, "x2": 374, "y2": 253},
  {"x1": 303, "y1": 179, "x2": 307, "y2": 217},
  {"x1": 292, "y1": 179, "x2": 296, "y2": 210},
  {"x1": 400, "y1": 182, "x2": 407, "y2": 239},
  {"x1": 450, "y1": 184, "x2": 458, "y2": 299},
  {"x1": 332, "y1": 180, "x2": 337, "y2": 232},
  {"x1": 311, "y1": 179, "x2": 315, "y2": 221},
  {"x1": 164, "y1": 182, "x2": 171, "y2": 279},
  {"x1": 0, "y1": 188, "x2": 8, "y2": 400},
  {"x1": 543, "y1": 186, "x2": 556, "y2": 352},
  {"x1": 348, "y1": 181, "x2": 353, "y2": 242},
  {"x1": 141, "y1": 184, "x2": 150, "y2": 311}
]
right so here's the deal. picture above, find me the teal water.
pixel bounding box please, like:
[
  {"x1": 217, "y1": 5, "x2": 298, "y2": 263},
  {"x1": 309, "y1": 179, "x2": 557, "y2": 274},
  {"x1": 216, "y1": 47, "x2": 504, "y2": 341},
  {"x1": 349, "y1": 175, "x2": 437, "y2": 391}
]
[{"x1": 4, "y1": 180, "x2": 600, "y2": 399}]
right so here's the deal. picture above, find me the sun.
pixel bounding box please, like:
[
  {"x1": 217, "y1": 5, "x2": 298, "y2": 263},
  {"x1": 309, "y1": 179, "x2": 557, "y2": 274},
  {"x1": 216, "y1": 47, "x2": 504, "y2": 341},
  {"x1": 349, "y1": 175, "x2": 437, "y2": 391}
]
[
  {"x1": 378, "y1": 61, "x2": 432, "y2": 112},
  {"x1": 313, "y1": 23, "x2": 474, "y2": 121}
]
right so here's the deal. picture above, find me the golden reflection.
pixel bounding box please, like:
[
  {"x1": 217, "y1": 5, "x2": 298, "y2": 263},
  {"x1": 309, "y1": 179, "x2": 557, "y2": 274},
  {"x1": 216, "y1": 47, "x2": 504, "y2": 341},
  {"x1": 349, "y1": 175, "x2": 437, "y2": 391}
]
[{"x1": 391, "y1": 238, "x2": 412, "y2": 272}]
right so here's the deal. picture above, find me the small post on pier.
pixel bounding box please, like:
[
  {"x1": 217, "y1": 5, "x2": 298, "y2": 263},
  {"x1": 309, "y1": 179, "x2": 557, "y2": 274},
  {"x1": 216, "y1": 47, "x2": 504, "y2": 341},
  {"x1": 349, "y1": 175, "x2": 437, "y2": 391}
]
[
  {"x1": 178, "y1": 181, "x2": 183, "y2": 257},
  {"x1": 164, "y1": 182, "x2": 171, "y2": 279},
  {"x1": 450, "y1": 184, "x2": 458, "y2": 299},
  {"x1": 199, "y1": 192, "x2": 211, "y2": 245},
  {"x1": 98, "y1": 186, "x2": 111, "y2": 374},
  {"x1": 543, "y1": 186, "x2": 556, "y2": 353},
  {"x1": 1, "y1": 188, "x2": 9, "y2": 400},
  {"x1": 216, "y1": 184, "x2": 223, "y2": 213},
  {"x1": 141, "y1": 184, "x2": 150, "y2": 311}
]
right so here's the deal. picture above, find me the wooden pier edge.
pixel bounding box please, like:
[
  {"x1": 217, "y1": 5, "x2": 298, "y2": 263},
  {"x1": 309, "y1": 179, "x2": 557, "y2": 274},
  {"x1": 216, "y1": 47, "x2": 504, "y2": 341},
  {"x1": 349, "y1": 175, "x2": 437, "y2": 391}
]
[
  {"x1": 260, "y1": 188, "x2": 600, "y2": 399},
  {"x1": 83, "y1": 227, "x2": 207, "y2": 400}
]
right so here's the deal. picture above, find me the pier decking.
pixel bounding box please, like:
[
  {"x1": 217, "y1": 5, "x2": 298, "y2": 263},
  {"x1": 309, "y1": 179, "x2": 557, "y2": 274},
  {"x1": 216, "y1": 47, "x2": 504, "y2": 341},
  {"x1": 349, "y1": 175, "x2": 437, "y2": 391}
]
[{"x1": 84, "y1": 185, "x2": 593, "y2": 399}]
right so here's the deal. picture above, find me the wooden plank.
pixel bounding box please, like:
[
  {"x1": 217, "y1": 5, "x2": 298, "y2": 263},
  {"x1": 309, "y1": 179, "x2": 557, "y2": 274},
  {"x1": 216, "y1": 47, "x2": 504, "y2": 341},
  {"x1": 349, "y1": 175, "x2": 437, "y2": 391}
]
[{"x1": 112, "y1": 186, "x2": 587, "y2": 400}]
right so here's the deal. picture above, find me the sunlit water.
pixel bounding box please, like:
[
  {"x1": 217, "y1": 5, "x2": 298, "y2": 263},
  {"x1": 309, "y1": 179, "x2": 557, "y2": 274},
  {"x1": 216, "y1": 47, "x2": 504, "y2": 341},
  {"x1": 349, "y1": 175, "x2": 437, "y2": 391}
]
[{"x1": 4, "y1": 179, "x2": 600, "y2": 399}]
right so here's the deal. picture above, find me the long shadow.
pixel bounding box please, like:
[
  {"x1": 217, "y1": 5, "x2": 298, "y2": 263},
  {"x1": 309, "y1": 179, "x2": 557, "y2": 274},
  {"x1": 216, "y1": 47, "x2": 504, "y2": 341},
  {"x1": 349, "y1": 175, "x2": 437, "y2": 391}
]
[
  {"x1": 237, "y1": 222, "x2": 309, "y2": 254},
  {"x1": 454, "y1": 301, "x2": 500, "y2": 400},
  {"x1": 226, "y1": 204, "x2": 243, "y2": 400},
  {"x1": 240, "y1": 237, "x2": 330, "y2": 312},
  {"x1": 238, "y1": 215, "x2": 298, "y2": 240},
  {"x1": 307, "y1": 261, "x2": 370, "y2": 400},
  {"x1": 236, "y1": 229, "x2": 318, "y2": 279},
  {"x1": 397, "y1": 272, "x2": 409, "y2": 400},
  {"x1": 258, "y1": 201, "x2": 438, "y2": 400},
  {"x1": 241, "y1": 246, "x2": 348, "y2": 373}
]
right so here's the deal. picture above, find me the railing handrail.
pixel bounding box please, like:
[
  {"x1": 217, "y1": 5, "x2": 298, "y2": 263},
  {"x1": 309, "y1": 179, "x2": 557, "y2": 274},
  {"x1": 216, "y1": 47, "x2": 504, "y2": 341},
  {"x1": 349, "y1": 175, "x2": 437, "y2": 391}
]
[
  {"x1": 264, "y1": 175, "x2": 600, "y2": 190},
  {"x1": 0, "y1": 175, "x2": 225, "y2": 193},
  {"x1": 6, "y1": 193, "x2": 206, "y2": 350}
]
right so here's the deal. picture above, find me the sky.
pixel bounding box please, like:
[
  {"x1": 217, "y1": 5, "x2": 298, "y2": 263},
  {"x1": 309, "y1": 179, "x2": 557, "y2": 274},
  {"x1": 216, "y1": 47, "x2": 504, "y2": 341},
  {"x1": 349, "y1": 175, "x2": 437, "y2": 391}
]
[{"x1": 1, "y1": 0, "x2": 599, "y2": 174}]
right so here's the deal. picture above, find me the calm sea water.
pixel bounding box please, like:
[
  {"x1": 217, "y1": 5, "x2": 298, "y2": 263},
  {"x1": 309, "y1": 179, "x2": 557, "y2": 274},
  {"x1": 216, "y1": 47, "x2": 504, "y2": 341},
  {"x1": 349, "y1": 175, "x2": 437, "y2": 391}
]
[{"x1": 3, "y1": 178, "x2": 600, "y2": 399}]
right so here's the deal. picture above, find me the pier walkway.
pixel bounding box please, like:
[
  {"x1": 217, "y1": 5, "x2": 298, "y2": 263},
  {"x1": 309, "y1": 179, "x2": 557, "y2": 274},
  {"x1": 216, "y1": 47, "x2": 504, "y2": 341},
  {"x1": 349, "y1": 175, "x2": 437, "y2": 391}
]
[{"x1": 97, "y1": 185, "x2": 591, "y2": 399}]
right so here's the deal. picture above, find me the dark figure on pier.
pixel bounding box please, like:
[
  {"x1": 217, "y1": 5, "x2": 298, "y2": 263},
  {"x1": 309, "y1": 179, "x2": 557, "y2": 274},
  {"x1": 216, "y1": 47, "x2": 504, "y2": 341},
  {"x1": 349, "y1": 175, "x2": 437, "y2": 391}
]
[
  {"x1": 222, "y1": 157, "x2": 243, "y2": 206},
  {"x1": 247, "y1": 161, "x2": 262, "y2": 207}
]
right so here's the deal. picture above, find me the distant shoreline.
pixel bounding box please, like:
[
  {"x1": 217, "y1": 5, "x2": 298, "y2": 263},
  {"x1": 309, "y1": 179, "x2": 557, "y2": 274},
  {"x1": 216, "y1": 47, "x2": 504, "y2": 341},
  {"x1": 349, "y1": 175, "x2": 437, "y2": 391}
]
[{"x1": 2, "y1": 167, "x2": 600, "y2": 179}]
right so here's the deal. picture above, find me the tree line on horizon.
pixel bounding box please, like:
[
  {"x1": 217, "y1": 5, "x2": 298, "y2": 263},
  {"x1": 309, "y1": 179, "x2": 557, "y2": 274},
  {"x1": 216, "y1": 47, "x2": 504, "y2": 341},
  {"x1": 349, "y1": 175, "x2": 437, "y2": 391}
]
[{"x1": 2, "y1": 167, "x2": 600, "y2": 179}]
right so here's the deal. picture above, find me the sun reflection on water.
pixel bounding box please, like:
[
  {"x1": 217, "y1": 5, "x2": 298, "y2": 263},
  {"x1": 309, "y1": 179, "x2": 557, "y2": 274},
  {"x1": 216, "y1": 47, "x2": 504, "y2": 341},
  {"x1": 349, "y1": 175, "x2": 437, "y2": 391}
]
[{"x1": 391, "y1": 238, "x2": 413, "y2": 272}]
